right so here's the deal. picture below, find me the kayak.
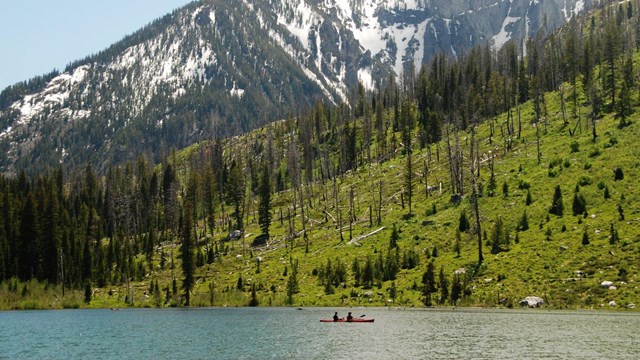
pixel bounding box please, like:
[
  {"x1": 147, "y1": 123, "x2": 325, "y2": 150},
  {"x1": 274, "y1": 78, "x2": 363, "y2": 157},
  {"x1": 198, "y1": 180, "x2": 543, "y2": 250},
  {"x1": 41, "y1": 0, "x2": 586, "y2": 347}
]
[{"x1": 319, "y1": 318, "x2": 374, "y2": 323}]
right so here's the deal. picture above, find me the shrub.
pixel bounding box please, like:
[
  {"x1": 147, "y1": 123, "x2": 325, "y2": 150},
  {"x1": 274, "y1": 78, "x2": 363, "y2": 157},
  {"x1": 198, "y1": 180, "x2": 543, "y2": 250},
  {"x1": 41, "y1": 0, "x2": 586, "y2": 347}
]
[
  {"x1": 614, "y1": 167, "x2": 624, "y2": 181},
  {"x1": 518, "y1": 179, "x2": 531, "y2": 190},
  {"x1": 577, "y1": 176, "x2": 592, "y2": 186},
  {"x1": 570, "y1": 141, "x2": 580, "y2": 153},
  {"x1": 604, "y1": 136, "x2": 618, "y2": 149},
  {"x1": 549, "y1": 158, "x2": 563, "y2": 168},
  {"x1": 589, "y1": 148, "x2": 601, "y2": 157}
]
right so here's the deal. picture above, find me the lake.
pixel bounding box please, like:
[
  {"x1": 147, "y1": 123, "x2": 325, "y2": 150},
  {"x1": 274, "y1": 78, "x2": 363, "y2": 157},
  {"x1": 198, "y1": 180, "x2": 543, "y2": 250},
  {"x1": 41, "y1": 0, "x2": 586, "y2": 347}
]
[{"x1": 1, "y1": 307, "x2": 638, "y2": 359}]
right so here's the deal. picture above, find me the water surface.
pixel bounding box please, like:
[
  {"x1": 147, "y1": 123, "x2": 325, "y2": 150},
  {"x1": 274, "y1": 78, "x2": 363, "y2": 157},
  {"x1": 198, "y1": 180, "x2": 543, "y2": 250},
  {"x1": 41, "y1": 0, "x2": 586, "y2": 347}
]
[{"x1": 1, "y1": 307, "x2": 638, "y2": 359}]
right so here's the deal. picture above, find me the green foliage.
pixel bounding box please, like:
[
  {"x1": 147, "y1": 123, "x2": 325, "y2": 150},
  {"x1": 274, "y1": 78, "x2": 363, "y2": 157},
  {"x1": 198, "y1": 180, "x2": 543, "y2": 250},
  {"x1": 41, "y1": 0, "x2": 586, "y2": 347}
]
[
  {"x1": 502, "y1": 181, "x2": 509, "y2": 198},
  {"x1": 549, "y1": 185, "x2": 564, "y2": 216},
  {"x1": 248, "y1": 284, "x2": 259, "y2": 307},
  {"x1": 422, "y1": 260, "x2": 436, "y2": 307},
  {"x1": 570, "y1": 141, "x2": 580, "y2": 153},
  {"x1": 609, "y1": 223, "x2": 620, "y2": 245},
  {"x1": 389, "y1": 224, "x2": 400, "y2": 248},
  {"x1": 4, "y1": 2, "x2": 640, "y2": 311},
  {"x1": 572, "y1": 193, "x2": 588, "y2": 216},
  {"x1": 517, "y1": 210, "x2": 529, "y2": 232},
  {"x1": 582, "y1": 229, "x2": 590, "y2": 245},
  {"x1": 614, "y1": 167, "x2": 624, "y2": 181},
  {"x1": 458, "y1": 210, "x2": 470, "y2": 232},
  {"x1": 258, "y1": 163, "x2": 272, "y2": 237}
]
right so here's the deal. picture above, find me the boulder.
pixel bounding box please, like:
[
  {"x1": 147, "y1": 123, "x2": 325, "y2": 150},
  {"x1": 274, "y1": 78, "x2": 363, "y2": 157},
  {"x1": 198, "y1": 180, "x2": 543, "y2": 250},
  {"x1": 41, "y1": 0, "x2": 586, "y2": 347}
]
[
  {"x1": 454, "y1": 268, "x2": 466, "y2": 275},
  {"x1": 608, "y1": 301, "x2": 617, "y2": 307},
  {"x1": 228, "y1": 230, "x2": 242, "y2": 240},
  {"x1": 601, "y1": 280, "x2": 614, "y2": 288},
  {"x1": 519, "y1": 296, "x2": 544, "y2": 308},
  {"x1": 627, "y1": 303, "x2": 636, "y2": 309}
]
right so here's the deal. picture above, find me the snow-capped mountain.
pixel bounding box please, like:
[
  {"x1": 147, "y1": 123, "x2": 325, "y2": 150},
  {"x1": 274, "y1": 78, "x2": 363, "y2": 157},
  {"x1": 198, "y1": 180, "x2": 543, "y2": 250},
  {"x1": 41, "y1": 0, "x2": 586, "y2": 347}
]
[{"x1": 0, "y1": 0, "x2": 591, "y2": 174}]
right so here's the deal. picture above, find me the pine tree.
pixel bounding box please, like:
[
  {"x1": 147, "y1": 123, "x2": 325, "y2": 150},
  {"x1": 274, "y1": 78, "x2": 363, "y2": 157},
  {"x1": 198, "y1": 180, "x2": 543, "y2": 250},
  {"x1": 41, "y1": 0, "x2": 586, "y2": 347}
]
[
  {"x1": 248, "y1": 283, "x2": 259, "y2": 306},
  {"x1": 389, "y1": 224, "x2": 399, "y2": 249},
  {"x1": 286, "y1": 259, "x2": 299, "y2": 305},
  {"x1": 226, "y1": 160, "x2": 246, "y2": 231},
  {"x1": 518, "y1": 210, "x2": 529, "y2": 231},
  {"x1": 404, "y1": 152, "x2": 414, "y2": 215},
  {"x1": 617, "y1": 55, "x2": 634, "y2": 127},
  {"x1": 609, "y1": 223, "x2": 619, "y2": 245},
  {"x1": 258, "y1": 163, "x2": 272, "y2": 237},
  {"x1": 572, "y1": 193, "x2": 587, "y2": 216},
  {"x1": 451, "y1": 275, "x2": 463, "y2": 306},
  {"x1": 438, "y1": 266, "x2": 449, "y2": 305},
  {"x1": 180, "y1": 174, "x2": 197, "y2": 306},
  {"x1": 549, "y1": 185, "x2": 564, "y2": 216},
  {"x1": 458, "y1": 210, "x2": 470, "y2": 232},
  {"x1": 422, "y1": 260, "x2": 437, "y2": 306},
  {"x1": 582, "y1": 228, "x2": 590, "y2": 245}
]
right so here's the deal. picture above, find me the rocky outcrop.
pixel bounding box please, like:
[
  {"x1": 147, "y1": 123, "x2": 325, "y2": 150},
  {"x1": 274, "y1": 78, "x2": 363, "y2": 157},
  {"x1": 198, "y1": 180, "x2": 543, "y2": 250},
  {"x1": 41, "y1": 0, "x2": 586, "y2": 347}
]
[{"x1": 519, "y1": 296, "x2": 544, "y2": 308}]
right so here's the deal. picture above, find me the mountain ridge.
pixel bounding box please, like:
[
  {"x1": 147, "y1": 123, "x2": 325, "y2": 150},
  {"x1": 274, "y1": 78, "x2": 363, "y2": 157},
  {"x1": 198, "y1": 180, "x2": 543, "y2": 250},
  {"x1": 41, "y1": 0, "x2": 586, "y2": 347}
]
[{"x1": 0, "y1": 0, "x2": 591, "y2": 175}]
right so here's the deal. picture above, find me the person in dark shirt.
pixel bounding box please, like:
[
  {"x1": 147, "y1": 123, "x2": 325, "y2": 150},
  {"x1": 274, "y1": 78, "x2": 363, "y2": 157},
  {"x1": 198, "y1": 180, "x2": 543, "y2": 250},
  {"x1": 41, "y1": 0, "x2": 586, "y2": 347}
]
[
  {"x1": 346, "y1": 312, "x2": 353, "y2": 322},
  {"x1": 333, "y1": 312, "x2": 339, "y2": 321}
]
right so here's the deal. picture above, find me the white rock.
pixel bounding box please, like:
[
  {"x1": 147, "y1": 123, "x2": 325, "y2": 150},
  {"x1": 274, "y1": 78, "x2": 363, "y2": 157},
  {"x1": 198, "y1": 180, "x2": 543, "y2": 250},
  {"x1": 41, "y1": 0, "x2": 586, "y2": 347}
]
[
  {"x1": 454, "y1": 268, "x2": 466, "y2": 275},
  {"x1": 601, "y1": 281, "x2": 614, "y2": 288},
  {"x1": 519, "y1": 296, "x2": 544, "y2": 308},
  {"x1": 608, "y1": 301, "x2": 617, "y2": 307}
]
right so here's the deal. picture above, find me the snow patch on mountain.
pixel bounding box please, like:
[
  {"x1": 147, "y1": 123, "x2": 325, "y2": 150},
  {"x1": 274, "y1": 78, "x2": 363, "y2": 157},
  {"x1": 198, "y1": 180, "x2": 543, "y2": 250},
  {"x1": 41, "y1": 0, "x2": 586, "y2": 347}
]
[
  {"x1": 493, "y1": 16, "x2": 520, "y2": 49},
  {"x1": 10, "y1": 65, "x2": 90, "y2": 121},
  {"x1": 277, "y1": 0, "x2": 320, "y2": 50}
]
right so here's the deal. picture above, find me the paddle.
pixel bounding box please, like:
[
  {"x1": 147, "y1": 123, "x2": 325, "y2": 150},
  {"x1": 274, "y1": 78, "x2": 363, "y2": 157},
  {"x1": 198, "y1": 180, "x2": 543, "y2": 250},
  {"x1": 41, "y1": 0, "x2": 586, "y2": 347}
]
[{"x1": 360, "y1": 314, "x2": 366, "y2": 317}]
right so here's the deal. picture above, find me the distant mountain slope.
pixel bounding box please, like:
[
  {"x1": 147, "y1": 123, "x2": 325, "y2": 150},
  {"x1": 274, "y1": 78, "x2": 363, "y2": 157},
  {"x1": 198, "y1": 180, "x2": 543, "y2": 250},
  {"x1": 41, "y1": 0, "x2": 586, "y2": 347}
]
[{"x1": 0, "y1": 0, "x2": 591, "y2": 175}]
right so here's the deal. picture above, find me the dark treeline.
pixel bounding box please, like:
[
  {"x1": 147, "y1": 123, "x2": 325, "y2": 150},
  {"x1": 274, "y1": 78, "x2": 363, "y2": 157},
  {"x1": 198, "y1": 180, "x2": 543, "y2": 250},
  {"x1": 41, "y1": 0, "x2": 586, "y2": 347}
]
[{"x1": 1, "y1": 1, "x2": 638, "y2": 300}]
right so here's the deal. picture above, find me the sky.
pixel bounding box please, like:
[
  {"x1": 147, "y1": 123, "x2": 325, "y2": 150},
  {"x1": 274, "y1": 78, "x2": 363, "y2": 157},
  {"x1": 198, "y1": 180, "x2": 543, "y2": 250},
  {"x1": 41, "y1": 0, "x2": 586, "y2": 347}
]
[{"x1": 0, "y1": 0, "x2": 193, "y2": 91}]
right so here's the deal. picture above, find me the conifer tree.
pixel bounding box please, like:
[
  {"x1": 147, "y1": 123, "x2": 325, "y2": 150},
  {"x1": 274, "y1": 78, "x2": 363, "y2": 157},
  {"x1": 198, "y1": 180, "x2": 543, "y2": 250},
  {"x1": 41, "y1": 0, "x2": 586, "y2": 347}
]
[
  {"x1": 226, "y1": 160, "x2": 246, "y2": 231},
  {"x1": 422, "y1": 260, "x2": 437, "y2": 307},
  {"x1": 549, "y1": 185, "x2": 564, "y2": 216},
  {"x1": 258, "y1": 163, "x2": 272, "y2": 237},
  {"x1": 180, "y1": 175, "x2": 197, "y2": 306},
  {"x1": 458, "y1": 210, "x2": 470, "y2": 232},
  {"x1": 404, "y1": 152, "x2": 414, "y2": 215},
  {"x1": 438, "y1": 266, "x2": 449, "y2": 305}
]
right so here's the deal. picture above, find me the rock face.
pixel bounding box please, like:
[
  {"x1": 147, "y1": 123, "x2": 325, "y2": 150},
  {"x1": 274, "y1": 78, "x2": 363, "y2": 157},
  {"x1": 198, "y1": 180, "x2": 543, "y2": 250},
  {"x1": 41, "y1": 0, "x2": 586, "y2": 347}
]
[{"x1": 519, "y1": 296, "x2": 544, "y2": 308}]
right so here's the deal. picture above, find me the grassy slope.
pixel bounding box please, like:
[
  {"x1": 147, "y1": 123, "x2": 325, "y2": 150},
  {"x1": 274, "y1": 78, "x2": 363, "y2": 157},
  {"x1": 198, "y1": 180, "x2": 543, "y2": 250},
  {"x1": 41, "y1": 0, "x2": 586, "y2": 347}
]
[{"x1": 74, "y1": 72, "x2": 640, "y2": 310}]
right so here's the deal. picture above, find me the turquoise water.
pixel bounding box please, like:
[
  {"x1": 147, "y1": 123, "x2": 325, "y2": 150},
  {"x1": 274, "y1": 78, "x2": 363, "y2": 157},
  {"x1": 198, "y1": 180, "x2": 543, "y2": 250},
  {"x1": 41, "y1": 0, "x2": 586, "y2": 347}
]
[{"x1": 1, "y1": 307, "x2": 639, "y2": 359}]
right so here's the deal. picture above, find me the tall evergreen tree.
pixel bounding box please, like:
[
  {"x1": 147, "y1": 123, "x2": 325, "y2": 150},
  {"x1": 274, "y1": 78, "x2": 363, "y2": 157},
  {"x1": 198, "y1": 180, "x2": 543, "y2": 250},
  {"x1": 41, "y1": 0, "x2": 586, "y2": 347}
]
[
  {"x1": 422, "y1": 260, "x2": 437, "y2": 306},
  {"x1": 226, "y1": 160, "x2": 246, "y2": 231},
  {"x1": 549, "y1": 185, "x2": 564, "y2": 216},
  {"x1": 258, "y1": 163, "x2": 272, "y2": 237},
  {"x1": 180, "y1": 174, "x2": 197, "y2": 306}
]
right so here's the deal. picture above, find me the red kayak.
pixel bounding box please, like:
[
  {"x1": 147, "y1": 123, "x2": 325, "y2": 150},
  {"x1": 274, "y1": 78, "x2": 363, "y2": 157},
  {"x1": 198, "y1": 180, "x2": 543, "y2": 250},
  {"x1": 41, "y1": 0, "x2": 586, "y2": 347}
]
[{"x1": 320, "y1": 318, "x2": 374, "y2": 323}]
